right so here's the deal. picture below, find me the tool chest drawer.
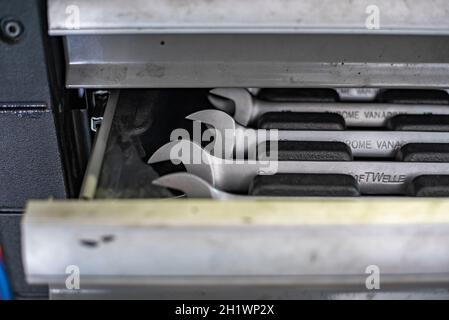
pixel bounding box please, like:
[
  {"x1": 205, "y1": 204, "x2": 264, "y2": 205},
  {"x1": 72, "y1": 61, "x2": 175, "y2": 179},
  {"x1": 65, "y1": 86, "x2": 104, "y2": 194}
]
[
  {"x1": 83, "y1": 88, "x2": 449, "y2": 199},
  {"x1": 23, "y1": 88, "x2": 449, "y2": 298},
  {"x1": 3, "y1": 0, "x2": 448, "y2": 301}
]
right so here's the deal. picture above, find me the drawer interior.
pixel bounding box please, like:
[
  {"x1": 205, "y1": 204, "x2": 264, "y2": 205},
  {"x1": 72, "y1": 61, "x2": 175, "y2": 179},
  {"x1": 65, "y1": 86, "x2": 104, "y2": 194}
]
[{"x1": 80, "y1": 88, "x2": 449, "y2": 200}]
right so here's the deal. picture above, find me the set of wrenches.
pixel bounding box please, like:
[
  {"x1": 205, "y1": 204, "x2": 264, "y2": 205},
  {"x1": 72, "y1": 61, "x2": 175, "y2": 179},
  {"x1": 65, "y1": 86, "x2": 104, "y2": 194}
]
[{"x1": 149, "y1": 88, "x2": 449, "y2": 199}]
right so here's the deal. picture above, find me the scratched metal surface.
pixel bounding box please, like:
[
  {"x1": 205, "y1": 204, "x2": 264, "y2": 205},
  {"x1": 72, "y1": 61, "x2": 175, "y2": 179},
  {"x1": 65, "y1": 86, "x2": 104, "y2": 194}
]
[
  {"x1": 64, "y1": 34, "x2": 449, "y2": 88},
  {"x1": 48, "y1": 0, "x2": 449, "y2": 35},
  {"x1": 48, "y1": 284, "x2": 449, "y2": 299},
  {"x1": 23, "y1": 200, "x2": 449, "y2": 289}
]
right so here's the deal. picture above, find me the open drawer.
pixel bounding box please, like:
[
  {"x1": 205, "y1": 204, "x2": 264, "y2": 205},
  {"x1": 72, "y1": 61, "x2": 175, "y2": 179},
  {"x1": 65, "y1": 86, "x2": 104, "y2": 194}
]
[{"x1": 22, "y1": 89, "x2": 449, "y2": 299}]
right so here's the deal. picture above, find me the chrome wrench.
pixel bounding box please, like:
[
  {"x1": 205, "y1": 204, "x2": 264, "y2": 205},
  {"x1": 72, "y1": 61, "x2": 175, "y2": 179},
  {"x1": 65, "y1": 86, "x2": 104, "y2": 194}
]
[
  {"x1": 153, "y1": 173, "x2": 240, "y2": 199},
  {"x1": 187, "y1": 109, "x2": 449, "y2": 158},
  {"x1": 154, "y1": 173, "x2": 359, "y2": 199},
  {"x1": 148, "y1": 139, "x2": 449, "y2": 194},
  {"x1": 208, "y1": 88, "x2": 449, "y2": 127}
]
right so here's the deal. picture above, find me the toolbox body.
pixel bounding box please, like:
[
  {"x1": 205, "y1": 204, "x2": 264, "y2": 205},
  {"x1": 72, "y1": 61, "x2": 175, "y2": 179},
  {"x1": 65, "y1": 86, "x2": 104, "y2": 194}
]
[{"x1": 3, "y1": 0, "x2": 449, "y2": 299}]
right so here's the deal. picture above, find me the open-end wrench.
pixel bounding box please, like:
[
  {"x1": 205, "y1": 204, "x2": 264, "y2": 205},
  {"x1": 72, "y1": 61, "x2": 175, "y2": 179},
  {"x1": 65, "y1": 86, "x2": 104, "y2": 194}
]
[
  {"x1": 153, "y1": 172, "x2": 239, "y2": 199},
  {"x1": 153, "y1": 173, "x2": 364, "y2": 199},
  {"x1": 148, "y1": 139, "x2": 449, "y2": 195},
  {"x1": 208, "y1": 88, "x2": 449, "y2": 127},
  {"x1": 187, "y1": 109, "x2": 449, "y2": 158},
  {"x1": 153, "y1": 173, "x2": 359, "y2": 199},
  {"x1": 154, "y1": 172, "x2": 354, "y2": 199}
]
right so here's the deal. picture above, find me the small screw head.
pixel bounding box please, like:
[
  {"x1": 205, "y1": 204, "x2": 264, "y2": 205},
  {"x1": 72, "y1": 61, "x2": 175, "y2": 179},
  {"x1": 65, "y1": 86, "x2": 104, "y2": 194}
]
[{"x1": 1, "y1": 18, "x2": 24, "y2": 42}]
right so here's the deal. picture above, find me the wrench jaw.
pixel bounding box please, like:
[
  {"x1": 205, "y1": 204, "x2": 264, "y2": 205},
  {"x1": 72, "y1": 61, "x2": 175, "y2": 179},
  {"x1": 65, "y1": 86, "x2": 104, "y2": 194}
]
[
  {"x1": 148, "y1": 139, "x2": 216, "y2": 187},
  {"x1": 208, "y1": 88, "x2": 255, "y2": 126},
  {"x1": 148, "y1": 139, "x2": 259, "y2": 193},
  {"x1": 152, "y1": 173, "x2": 217, "y2": 199},
  {"x1": 208, "y1": 90, "x2": 236, "y2": 115},
  {"x1": 186, "y1": 109, "x2": 237, "y2": 159}
]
